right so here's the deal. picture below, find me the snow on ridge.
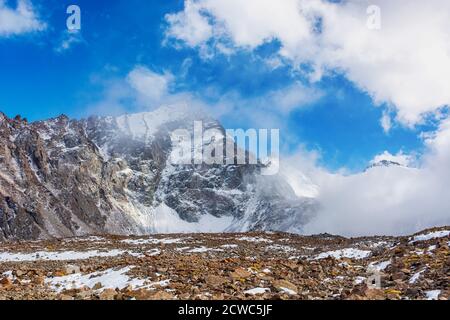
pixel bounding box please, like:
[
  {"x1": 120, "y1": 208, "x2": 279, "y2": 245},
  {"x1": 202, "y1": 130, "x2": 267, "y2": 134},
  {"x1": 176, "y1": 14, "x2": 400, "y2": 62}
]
[
  {"x1": 410, "y1": 230, "x2": 450, "y2": 243},
  {"x1": 150, "y1": 203, "x2": 234, "y2": 234},
  {"x1": 114, "y1": 104, "x2": 202, "y2": 139}
]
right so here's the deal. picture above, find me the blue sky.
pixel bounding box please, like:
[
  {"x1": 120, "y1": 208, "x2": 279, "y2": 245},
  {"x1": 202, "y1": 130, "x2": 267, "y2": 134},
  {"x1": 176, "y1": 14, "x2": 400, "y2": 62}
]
[{"x1": 0, "y1": 0, "x2": 440, "y2": 171}]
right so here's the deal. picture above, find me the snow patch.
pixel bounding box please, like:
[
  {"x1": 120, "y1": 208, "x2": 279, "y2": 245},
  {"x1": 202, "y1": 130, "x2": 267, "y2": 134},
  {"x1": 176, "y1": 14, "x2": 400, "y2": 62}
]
[
  {"x1": 121, "y1": 237, "x2": 186, "y2": 245},
  {"x1": 150, "y1": 203, "x2": 234, "y2": 233},
  {"x1": 45, "y1": 266, "x2": 145, "y2": 293},
  {"x1": 278, "y1": 287, "x2": 296, "y2": 295},
  {"x1": 237, "y1": 237, "x2": 273, "y2": 243},
  {"x1": 314, "y1": 248, "x2": 371, "y2": 260},
  {"x1": 410, "y1": 230, "x2": 450, "y2": 243},
  {"x1": 425, "y1": 290, "x2": 441, "y2": 300},
  {"x1": 221, "y1": 244, "x2": 238, "y2": 249},
  {"x1": 0, "y1": 249, "x2": 127, "y2": 262},
  {"x1": 244, "y1": 287, "x2": 270, "y2": 295},
  {"x1": 367, "y1": 259, "x2": 391, "y2": 272},
  {"x1": 266, "y1": 244, "x2": 296, "y2": 252},
  {"x1": 409, "y1": 269, "x2": 426, "y2": 284},
  {"x1": 187, "y1": 246, "x2": 223, "y2": 253}
]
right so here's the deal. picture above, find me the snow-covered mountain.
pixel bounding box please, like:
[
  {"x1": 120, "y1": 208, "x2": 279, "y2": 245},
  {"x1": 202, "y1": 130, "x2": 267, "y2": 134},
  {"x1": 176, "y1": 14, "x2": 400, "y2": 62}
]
[
  {"x1": 0, "y1": 106, "x2": 317, "y2": 240},
  {"x1": 364, "y1": 159, "x2": 404, "y2": 171}
]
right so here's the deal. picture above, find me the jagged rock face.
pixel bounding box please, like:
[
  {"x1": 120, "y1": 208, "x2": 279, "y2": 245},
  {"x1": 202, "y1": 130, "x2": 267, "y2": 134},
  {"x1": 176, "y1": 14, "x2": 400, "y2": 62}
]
[{"x1": 0, "y1": 106, "x2": 316, "y2": 240}]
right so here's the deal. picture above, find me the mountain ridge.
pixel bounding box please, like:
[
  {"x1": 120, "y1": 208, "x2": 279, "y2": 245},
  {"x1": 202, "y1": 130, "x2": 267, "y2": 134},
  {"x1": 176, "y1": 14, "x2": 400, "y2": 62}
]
[{"x1": 0, "y1": 106, "x2": 316, "y2": 241}]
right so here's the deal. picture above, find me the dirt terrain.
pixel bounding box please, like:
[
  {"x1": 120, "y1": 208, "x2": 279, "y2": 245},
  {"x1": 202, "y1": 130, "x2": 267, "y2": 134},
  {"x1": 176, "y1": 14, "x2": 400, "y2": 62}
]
[{"x1": 0, "y1": 227, "x2": 449, "y2": 300}]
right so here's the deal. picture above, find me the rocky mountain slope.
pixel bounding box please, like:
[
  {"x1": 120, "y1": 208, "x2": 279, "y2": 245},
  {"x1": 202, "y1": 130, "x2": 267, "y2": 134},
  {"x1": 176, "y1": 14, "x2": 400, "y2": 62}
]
[
  {"x1": 0, "y1": 106, "x2": 316, "y2": 240},
  {"x1": 0, "y1": 227, "x2": 448, "y2": 300}
]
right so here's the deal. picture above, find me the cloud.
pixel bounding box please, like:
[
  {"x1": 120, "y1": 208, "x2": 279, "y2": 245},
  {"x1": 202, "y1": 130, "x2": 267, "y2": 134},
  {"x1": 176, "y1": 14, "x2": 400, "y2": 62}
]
[
  {"x1": 380, "y1": 111, "x2": 392, "y2": 134},
  {"x1": 266, "y1": 82, "x2": 323, "y2": 114},
  {"x1": 55, "y1": 30, "x2": 85, "y2": 53},
  {"x1": 0, "y1": 0, "x2": 46, "y2": 36},
  {"x1": 85, "y1": 66, "x2": 178, "y2": 116},
  {"x1": 86, "y1": 65, "x2": 322, "y2": 129},
  {"x1": 84, "y1": 65, "x2": 450, "y2": 237},
  {"x1": 126, "y1": 66, "x2": 175, "y2": 103},
  {"x1": 285, "y1": 118, "x2": 450, "y2": 237},
  {"x1": 165, "y1": 0, "x2": 450, "y2": 126},
  {"x1": 370, "y1": 151, "x2": 414, "y2": 167},
  {"x1": 164, "y1": 0, "x2": 212, "y2": 53}
]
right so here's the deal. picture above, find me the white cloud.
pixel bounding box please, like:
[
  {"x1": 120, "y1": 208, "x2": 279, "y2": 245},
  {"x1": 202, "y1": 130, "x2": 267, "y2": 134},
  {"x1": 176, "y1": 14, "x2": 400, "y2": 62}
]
[
  {"x1": 84, "y1": 65, "x2": 450, "y2": 237},
  {"x1": 370, "y1": 151, "x2": 413, "y2": 167},
  {"x1": 55, "y1": 30, "x2": 84, "y2": 53},
  {"x1": 164, "y1": 0, "x2": 212, "y2": 47},
  {"x1": 86, "y1": 65, "x2": 322, "y2": 127},
  {"x1": 0, "y1": 0, "x2": 45, "y2": 36},
  {"x1": 380, "y1": 111, "x2": 392, "y2": 134},
  {"x1": 165, "y1": 0, "x2": 450, "y2": 126},
  {"x1": 85, "y1": 66, "x2": 179, "y2": 116},
  {"x1": 126, "y1": 66, "x2": 174, "y2": 103},
  {"x1": 268, "y1": 82, "x2": 323, "y2": 114},
  {"x1": 286, "y1": 119, "x2": 450, "y2": 237}
]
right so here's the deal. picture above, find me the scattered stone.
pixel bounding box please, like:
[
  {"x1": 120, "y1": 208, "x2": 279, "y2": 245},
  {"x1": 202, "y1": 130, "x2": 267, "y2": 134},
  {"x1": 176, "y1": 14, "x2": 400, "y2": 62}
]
[
  {"x1": 99, "y1": 289, "x2": 117, "y2": 300},
  {"x1": 272, "y1": 280, "x2": 298, "y2": 294},
  {"x1": 59, "y1": 294, "x2": 74, "y2": 301},
  {"x1": 0, "y1": 228, "x2": 448, "y2": 300},
  {"x1": 230, "y1": 268, "x2": 252, "y2": 280},
  {"x1": 15, "y1": 270, "x2": 25, "y2": 277},
  {"x1": 205, "y1": 275, "x2": 227, "y2": 288},
  {"x1": 93, "y1": 282, "x2": 103, "y2": 290},
  {"x1": 0, "y1": 277, "x2": 12, "y2": 288},
  {"x1": 65, "y1": 265, "x2": 81, "y2": 275}
]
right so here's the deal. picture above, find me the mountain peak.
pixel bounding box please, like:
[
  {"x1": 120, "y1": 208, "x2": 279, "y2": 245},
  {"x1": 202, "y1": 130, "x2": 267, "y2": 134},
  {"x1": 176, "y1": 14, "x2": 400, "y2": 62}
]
[
  {"x1": 112, "y1": 104, "x2": 211, "y2": 139},
  {"x1": 364, "y1": 159, "x2": 404, "y2": 172},
  {"x1": 0, "y1": 108, "x2": 315, "y2": 240}
]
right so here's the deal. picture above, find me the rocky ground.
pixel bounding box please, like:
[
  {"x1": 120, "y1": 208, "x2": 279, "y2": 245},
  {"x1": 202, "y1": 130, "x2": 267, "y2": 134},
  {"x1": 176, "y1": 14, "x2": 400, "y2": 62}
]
[{"x1": 0, "y1": 227, "x2": 449, "y2": 300}]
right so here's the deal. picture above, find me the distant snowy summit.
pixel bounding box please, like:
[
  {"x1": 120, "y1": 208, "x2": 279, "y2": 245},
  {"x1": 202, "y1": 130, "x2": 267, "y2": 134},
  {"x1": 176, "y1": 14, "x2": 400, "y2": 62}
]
[{"x1": 365, "y1": 159, "x2": 404, "y2": 171}]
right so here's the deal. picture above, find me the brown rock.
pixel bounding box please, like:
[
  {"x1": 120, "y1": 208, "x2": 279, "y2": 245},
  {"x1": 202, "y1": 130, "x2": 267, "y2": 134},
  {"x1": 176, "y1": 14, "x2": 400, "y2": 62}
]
[
  {"x1": 59, "y1": 294, "x2": 74, "y2": 300},
  {"x1": 272, "y1": 280, "x2": 298, "y2": 294},
  {"x1": 230, "y1": 268, "x2": 252, "y2": 280},
  {"x1": 64, "y1": 265, "x2": 81, "y2": 275},
  {"x1": 392, "y1": 272, "x2": 406, "y2": 281},
  {"x1": 156, "y1": 266, "x2": 168, "y2": 273},
  {"x1": 205, "y1": 275, "x2": 227, "y2": 288},
  {"x1": 75, "y1": 290, "x2": 93, "y2": 300},
  {"x1": 93, "y1": 282, "x2": 103, "y2": 290},
  {"x1": 99, "y1": 288, "x2": 117, "y2": 300},
  {"x1": 0, "y1": 277, "x2": 12, "y2": 288},
  {"x1": 151, "y1": 291, "x2": 175, "y2": 300},
  {"x1": 364, "y1": 288, "x2": 385, "y2": 300},
  {"x1": 32, "y1": 276, "x2": 45, "y2": 285},
  {"x1": 15, "y1": 270, "x2": 25, "y2": 277}
]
